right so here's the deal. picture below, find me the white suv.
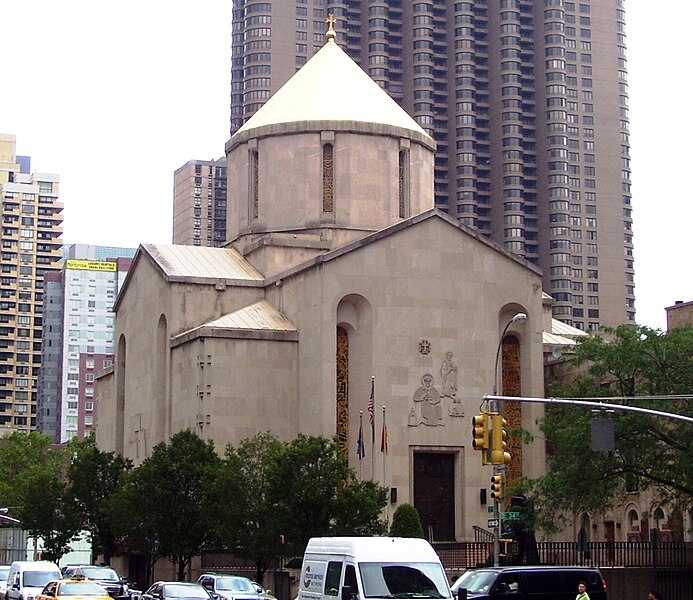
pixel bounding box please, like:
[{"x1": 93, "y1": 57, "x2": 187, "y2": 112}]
[{"x1": 197, "y1": 575, "x2": 262, "y2": 600}]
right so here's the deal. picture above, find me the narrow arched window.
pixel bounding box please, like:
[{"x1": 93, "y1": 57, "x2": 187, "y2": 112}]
[
  {"x1": 399, "y1": 148, "x2": 410, "y2": 218},
  {"x1": 249, "y1": 149, "x2": 259, "y2": 220},
  {"x1": 323, "y1": 143, "x2": 334, "y2": 213},
  {"x1": 336, "y1": 325, "x2": 349, "y2": 455}
]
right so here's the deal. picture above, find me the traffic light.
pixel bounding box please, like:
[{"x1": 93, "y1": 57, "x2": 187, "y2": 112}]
[
  {"x1": 471, "y1": 412, "x2": 490, "y2": 465},
  {"x1": 490, "y1": 473, "x2": 504, "y2": 501},
  {"x1": 491, "y1": 413, "x2": 511, "y2": 465}
]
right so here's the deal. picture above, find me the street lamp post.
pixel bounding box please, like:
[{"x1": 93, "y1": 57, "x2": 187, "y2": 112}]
[{"x1": 490, "y1": 312, "x2": 526, "y2": 567}]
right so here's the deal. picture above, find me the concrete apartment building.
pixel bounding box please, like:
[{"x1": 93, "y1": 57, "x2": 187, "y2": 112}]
[
  {"x1": 0, "y1": 133, "x2": 63, "y2": 434},
  {"x1": 227, "y1": 0, "x2": 634, "y2": 330},
  {"x1": 173, "y1": 159, "x2": 228, "y2": 246},
  {"x1": 36, "y1": 244, "x2": 135, "y2": 442}
]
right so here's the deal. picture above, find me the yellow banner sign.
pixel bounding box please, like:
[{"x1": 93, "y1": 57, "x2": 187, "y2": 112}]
[{"x1": 65, "y1": 259, "x2": 117, "y2": 272}]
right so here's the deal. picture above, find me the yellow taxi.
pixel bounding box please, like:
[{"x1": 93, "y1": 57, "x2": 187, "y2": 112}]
[{"x1": 36, "y1": 578, "x2": 112, "y2": 600}]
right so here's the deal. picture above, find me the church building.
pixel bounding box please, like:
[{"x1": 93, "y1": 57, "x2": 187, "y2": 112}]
[{"x1": 96, "y1": 25, "x2": 547, "y2": 542}]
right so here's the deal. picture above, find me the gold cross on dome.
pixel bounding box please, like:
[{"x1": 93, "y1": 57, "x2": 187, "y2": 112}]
[{"x1": 326, "y1": 14, "x2": 336, "y2": 41}]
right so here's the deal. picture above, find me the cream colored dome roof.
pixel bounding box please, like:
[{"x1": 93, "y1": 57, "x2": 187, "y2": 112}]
[{"x1": 232, "y1": 38, "x2": 434, "y2": 146}]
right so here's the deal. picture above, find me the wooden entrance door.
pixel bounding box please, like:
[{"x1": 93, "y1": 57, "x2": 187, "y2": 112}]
[{"x1": 413, "y1": 452, "x2": 455, "y2": 541}]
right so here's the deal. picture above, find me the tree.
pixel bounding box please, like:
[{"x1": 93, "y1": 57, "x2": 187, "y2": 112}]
[
  {"x1": 0, "y1": 431, "x2": 55, "y2": 509},
  {"x1": 110, "y1": 430, "x2": 222, "y2": 582},
  {"x1": 528, "y1": 324, "x2": 693, "y2": 529},
  {"x1": 213, "y1": 433, "x2": 387, "y2": 583},
  {"x1": 269, "y1": 434, "x2": 388, "y2": 559},
  {"x1": 66, "y1": 434, "x2": 132, "y2": 563},
  {"x1": 332, "y1": 479, "x2": 388, "y2": 536},
  {"x1": 211, "y1": 432, "x2": 284, "y2": 584},
  {"x1": 389, "y1": 503, "x2": 424, "y2": 538},
  {"x1": 15, "y1": 445, "x2": 82, "y2": 563}
]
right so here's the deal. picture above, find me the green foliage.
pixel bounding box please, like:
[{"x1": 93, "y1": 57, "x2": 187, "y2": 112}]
[
  {"x1": 110, "y1": 430, "x2": 222, "y2": 581},
  {"x1": 269, "y1": 434, "x2": 387, "y2": 558},
  {"x1": 211, "y1": 432, "x2": 284, "y2": 583},
  {"x1": 14, "y1": 444, "x2": 82, "y2": 562},
  {"x1": 212, "y1": 432, "x2": 388, "y2": 582},
  {"x1": 66, "y1": 434, "x2": 132, "y2": 562},
  {"x1": 0, "y1": 431, "x2": 54, "y2": 508},
  {"x1": 3, "y1": 429, "x2": 387, "y2": 584},
  {"x1": 389, "y1": 503, "x2": 424, "y2": 538},
  {"x1": 531, "y1": 324, "x2": 693, "y2": 526}
]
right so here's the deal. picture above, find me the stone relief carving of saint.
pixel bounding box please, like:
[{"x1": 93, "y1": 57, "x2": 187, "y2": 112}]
[
  {"x1": 412, "y1": 373, "x2": 444, "y2": 426},
  {"x1": 441, "y1": 350, "x2": 463, "y2": 416}
]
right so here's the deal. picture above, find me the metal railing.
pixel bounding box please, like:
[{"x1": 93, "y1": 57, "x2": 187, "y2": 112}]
[{"x1": 432, "y1": 541, "x2": 693, "y2": 572}]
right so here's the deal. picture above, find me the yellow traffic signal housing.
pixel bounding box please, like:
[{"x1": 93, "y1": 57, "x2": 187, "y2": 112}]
[
  {"x1": 490, "y1": 473, "x2": 504, "y2": 500},
  {"x1": 491, "y1": 413, "x2": 512, "y2": 465},
  {"x1": 471, "y1": 413, "x2": 490, "y2": 465}
]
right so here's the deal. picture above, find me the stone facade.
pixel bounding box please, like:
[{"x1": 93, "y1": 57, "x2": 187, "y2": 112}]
[{"x1": 96, "y1": 35, "x2": 548, "y2": 542}]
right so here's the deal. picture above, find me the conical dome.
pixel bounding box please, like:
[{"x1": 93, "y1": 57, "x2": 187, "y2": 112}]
[
  {"x1": 225, "y1": 33, "x2": 436, "y2": 266},
  {"x1": 231, "y1": 38, "x2": 434, "y2": 149}
]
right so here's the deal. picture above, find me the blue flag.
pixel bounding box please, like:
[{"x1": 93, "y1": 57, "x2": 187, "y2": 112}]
[{"x1": 357, "y1": 416, "x2": 365, "y2": 460}]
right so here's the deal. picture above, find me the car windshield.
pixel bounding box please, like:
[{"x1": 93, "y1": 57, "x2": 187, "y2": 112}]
[
  {"x1": 23, "y1": 572, "x2": 61, "y2": 588},
  {"x1": 80, "y1": 568, "x2": 119, "y2": 582},
  {"x1": 452, "y1": 571, "x2": 498, "y2": 596},
  {"x1": 0, "y1": 568, "x2": 10, "y2": 580},
  {"x1": 59, "y1": 582, "x2": 108, "y2": 596},
  {"x1": 216, "y1": 579, "x2": 254, "y2": 592},
  {"x1": 164, "y1": 584, "x2": 210, "y2": 599},
  {"x1": 359, "y1": 563, "x2": 450, "y2": 599}
]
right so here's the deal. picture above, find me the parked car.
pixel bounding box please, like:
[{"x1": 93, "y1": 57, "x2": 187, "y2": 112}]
[
  {"x1": 197, "y1": 575, "x2": 262, "y2": 600},
  {"x1": 140, "y1": 583, "x2": 213, "y2": 600},
  {"x1": 35, "y1": 578, "x2": 111, "y2": 600},
  {"x1": 6, "y1": 561, "x2": 62, "y2": 600},
  {"x1": 451, "y1": 566, "x2": 608, "y2": 600},
  {"x1": 60, "y1": 566, "x2": 131, "y2": 600},
  {"x1": 0, "y1": 565, "x2": 11, "y2": 600}
]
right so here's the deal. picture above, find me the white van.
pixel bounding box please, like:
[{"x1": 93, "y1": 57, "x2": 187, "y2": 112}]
[
  {"x1": 6, "y1": 561, "x2": 61, "y2": 600},
  {"x1": 298, "y1": 537, "x2": 452, "y2": 600}
]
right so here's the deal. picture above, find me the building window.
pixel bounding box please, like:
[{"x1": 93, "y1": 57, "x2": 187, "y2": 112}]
[
  {"x1": 323, "y1": 143, "x2": 334, "y2": 213},
  {"x1": 399, "y1": 149, "x2": 410, "y2": 219},
  {"x1": 249, "y1": 149, "x2": 259, "y2": 219}
]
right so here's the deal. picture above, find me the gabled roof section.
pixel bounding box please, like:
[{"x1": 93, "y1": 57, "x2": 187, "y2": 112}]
[
  {"x1": 231, "y1": 38, "x2": 434, "y2": 147},
  {"x1": 171, "y1": 300, "x2": 298, "y2": 347},
  {"x1": 543, "y1": 318, "x2": 589, "y2": 346},
  {"x1": 263, "y1": 208, "x2": 543, "y2": 286},
  {"x1": 114, "y1": 244, "x2": 265, "y2": 311},
  {"x1": 143, "y1": 244, "x2": 264, "y2": 282}
]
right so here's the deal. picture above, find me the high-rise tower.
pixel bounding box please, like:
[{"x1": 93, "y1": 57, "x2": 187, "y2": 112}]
[
  {"x1": 173, "y1": 159, "x2": 228, "y2": 247},
  {"x1": 0, "y1": 133, "x2": 63, "y2": 433},
  {"x1": 229, "y1": 0, "x2": 634, "y2": 329}
]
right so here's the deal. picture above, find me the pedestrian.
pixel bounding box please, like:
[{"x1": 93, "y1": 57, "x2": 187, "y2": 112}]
[
  {"x1": 647, "y1": 591, "x2": 662, "y2": 600},
  {"x1": 575, "y1": 581, "x2": 590, "y2": 600}
]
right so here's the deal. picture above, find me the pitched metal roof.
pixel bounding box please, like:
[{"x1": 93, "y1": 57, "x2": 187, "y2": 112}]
[
  {"x1": 543, "y1": 318, "x2": 588, "y2": 346},
  {"x1": 143, "y1": 244, "x2": 263, "y2": 282},
  {"x1": 201, "y1": 300, "x2": 296, "y2": 332}
]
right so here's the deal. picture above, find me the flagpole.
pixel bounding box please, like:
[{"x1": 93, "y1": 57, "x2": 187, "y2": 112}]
[
  {"x1": 382, "y1": 405, "x2": 389, "y2": 523},
  {"x1": 369, "y1": 375, "x2": 376, "y2": 480}
]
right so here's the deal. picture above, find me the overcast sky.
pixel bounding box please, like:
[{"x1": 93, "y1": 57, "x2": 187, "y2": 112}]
[{"x1": 1, "y1": 1, "x2": 690, "y2": 331}]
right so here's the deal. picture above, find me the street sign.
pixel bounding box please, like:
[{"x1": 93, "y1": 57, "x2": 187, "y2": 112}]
[
  {"x1": 502, "y1": 512, "x2": 521, "y2": 520},
  {"x1": 488, "y1": 506, "x2": 494, "y2": 513},
  {"x1": 487, "y1": 518, "x2": 499, "y2": 528}
]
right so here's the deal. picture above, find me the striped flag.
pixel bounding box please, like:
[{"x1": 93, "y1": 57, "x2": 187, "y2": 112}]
[
  {"x1": 357, "y1": 414, "x2": 365, "y2": 460},
  {"x1": 380, "y1": 408, "x2": 388, "y2": 454},
  {"x1": 368, "y1": 376, "x2": 375, "y2": 443}
]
